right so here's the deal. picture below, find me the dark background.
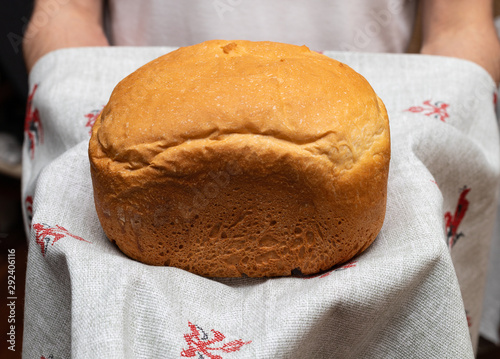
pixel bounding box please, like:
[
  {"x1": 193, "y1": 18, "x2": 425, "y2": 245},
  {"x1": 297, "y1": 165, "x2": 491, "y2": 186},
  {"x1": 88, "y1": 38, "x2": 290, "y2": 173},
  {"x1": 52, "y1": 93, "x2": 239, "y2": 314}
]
[{"x1": 0, "y1": 1, "x2": 33, "y2": 358}]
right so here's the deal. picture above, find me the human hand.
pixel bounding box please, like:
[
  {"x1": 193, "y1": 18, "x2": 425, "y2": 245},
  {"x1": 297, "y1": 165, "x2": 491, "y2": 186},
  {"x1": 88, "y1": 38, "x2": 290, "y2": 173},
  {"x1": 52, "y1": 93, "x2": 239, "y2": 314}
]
[
  {"x1": 23, "y1": 0, "x2": 109, "y2": 73},
  {"x1": 420, "y1": 0, "x2": 500, "y2": 86}
]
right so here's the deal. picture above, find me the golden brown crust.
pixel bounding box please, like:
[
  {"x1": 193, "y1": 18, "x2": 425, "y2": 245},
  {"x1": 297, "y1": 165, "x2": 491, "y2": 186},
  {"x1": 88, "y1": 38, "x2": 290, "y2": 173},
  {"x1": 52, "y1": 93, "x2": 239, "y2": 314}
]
[{"x1": 89, "y1": 40, "x2": 390, "y2": 277}]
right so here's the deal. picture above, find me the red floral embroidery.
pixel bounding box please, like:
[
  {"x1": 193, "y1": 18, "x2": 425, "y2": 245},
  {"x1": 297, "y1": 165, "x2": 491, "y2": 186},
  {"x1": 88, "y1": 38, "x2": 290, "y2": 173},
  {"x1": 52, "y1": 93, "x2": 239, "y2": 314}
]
[
  {"x1": 466, "y1": 310, "x2": 472, "y2": 328},
  {"x1": 41, "y1": 355, "x2": 53, "y2": 359},
  {"x1": 84, "y1": 108, "x2": 103, "y2": 135},
  {"x1": 24, "y1": 84, "x2": 43, "y2": 159},
  {"x1": 181, "y1": 322, "x2": 252, "y2": 359},
  {"x1": 406, "y1": 100, "x2": 449, "y2": 122},
  {"x1": 33, "y1": 223, "x2": 90, "y2": 256},
  {"x1": 303, "y1": 260, "x2": 358, "y2": 280},
  {"x1": 25, "y1": 195, "x2": 33, "y2": 224},
  {"x1": 444, "y1": 186, "x2": 470, "y2": 248}
]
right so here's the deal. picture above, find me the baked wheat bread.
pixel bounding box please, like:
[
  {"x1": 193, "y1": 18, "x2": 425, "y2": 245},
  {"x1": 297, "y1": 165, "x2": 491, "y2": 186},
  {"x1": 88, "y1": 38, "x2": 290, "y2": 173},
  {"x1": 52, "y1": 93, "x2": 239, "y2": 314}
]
[{"x1": 89, "y1": 40, "x2": 390, "y2": 277}]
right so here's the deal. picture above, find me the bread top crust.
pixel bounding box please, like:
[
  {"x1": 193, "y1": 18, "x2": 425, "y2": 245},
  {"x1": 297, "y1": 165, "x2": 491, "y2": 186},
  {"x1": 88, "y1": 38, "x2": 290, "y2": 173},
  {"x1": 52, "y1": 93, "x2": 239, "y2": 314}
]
[{"x1": 91, "y1": 40, "x2": 389, "y2": 176}]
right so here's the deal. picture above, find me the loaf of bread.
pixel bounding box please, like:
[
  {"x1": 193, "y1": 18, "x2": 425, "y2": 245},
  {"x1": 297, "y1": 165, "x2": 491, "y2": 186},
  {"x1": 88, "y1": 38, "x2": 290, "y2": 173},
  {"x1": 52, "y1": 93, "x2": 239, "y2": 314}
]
[{"x1": 89, "y1": 40, "x2": 390, "y2": 277}]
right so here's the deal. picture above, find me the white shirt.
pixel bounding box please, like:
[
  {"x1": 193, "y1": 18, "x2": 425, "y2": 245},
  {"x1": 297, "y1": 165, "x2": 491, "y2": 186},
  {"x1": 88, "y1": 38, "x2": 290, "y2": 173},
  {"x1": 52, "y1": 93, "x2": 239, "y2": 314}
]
[{"x1": 107, "y1": 0, "x2": 417, "y2": 53}]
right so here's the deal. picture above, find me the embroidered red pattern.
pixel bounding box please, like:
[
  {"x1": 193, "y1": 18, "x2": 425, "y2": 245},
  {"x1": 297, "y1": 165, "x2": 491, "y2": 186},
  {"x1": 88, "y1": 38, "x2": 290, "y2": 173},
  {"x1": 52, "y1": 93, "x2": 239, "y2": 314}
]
[
  {"x1": 181, "y1": 322, "x2": 252, "y2": 359},
  {"x1": 84, "y1": 108, "x2": 103, "y2": 135},
  {"x1": 302, "y1": 260, "x2": 358, "y2": 280},
  {"x1": 465, "y1": 310, "x2": 472, "y2": 328},
  {"x1": 406, "y1": 100, "x2": 450, "y2": 122},
  {"x1": 444, "y1": 186, "x2": 470, "y2": 248},
  {"x1": 33, "y1": 223, "x2": 90, "y2": 256},
  {"x1": 25, "y1": 195, "x2": 33, "y2": 223},
  {"x1": 24, "y1": 84, "x2": 43, "y2": 159}
]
